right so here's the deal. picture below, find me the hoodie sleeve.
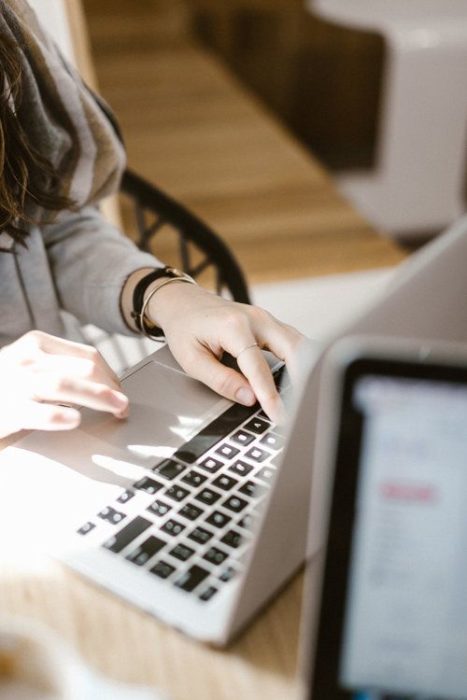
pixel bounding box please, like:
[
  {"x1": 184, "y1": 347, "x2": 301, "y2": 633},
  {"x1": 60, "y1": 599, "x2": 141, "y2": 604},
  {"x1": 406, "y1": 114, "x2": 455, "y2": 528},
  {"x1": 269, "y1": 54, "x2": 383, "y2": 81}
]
[{"x1": 42, "y1": 205, "x2": 164, "y2": 335}]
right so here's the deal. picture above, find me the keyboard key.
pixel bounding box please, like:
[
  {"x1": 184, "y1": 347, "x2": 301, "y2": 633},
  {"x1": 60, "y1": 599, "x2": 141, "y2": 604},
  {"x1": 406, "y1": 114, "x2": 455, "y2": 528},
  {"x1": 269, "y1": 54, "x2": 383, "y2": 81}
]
[
  {"x1": 197, "y1": 456, "x2": 224, "y2": 474},
  {"x1": 221, "y1": 530, "x2": 243, "y2": 549},
  {"x1": 150, "y1": 560, "x2": 176, "y2": 579},
  {"x1": 212, "y1": 474, "x2": 239, "y2": 491},
  {"x1": 188, "y1": 526, "x2": 214, "y2": 545},
  {"x1": 228, "y1": 460, "x2": 253, "y2": 478},
  {"x1": 173, "y1": 403, "x2": 257, "y2": 464},
  {"x1": 238, "y1": 480, "x2": 267, "y2": 498},
  {"x1": 77, "y1": 521, "x2": 95, "y2": 536},
  {"x1": 147, "y1": 499, "x2": 172, "y2": 517},
  {"x1": 126, "y1": 535, "x2": 166, "y2": 566},
  {"x1": 273, "y1": 364, "x2": 285, "y2": 387},
  {"x1": 199, "y1": 586, "x2": 218, "y2": 602},
  {"x1": 175, "y1": 564, "x2": 209, "y2": 592},
  {"x1": 237, "y1": 513, "x2": 255, "y2": 531},
  {"x1": 203, "y1": 546, "x2": 228, "y2": 566},
  {"x1": 230, "y1": 430, "x2": 255, "y2": 447},
  {"x1": 98, "y1": 507, "x2": 126, "y2": 525},
  {"x1": 223, "y1": 495, "x2": 248, "y2": 513},
  {"x1": 181, "y1": 470, "x2": 208, "y2": 488},
  {"x1": 103, "y1": 516, "x2": 151, "y2": 553},
  {"x1": 160, "y1": 519, "x2": 186, "y2": 537},
  {"x1": 219, "y1": 566, "x2": 237, "y2": 582},
  {"x1": 256, "y1": 409, "x2": 272, "y2": 422},
  {"x1": 174, "y1": 431, "x2": 224, "y2": 465},
  {"x1": 219, "y1": 402, "x2": 260, "y2": 426},
  {"x1": 255, "y1": 467, "x2": 275, "y2": 483},
  {"x1": 205, "y1": 510, "x2": 232, "y2": 529},
  {"x1": 259, "y1": 432, "x2": 284, "y2": 450},
  {"x1": 195, "y1": 488, "x2": 222, "y2": 506},
  {"x1": 133, "y1": 476, "x2": 164, "y2": 495},
  {"x1": 117, "y1": 489, "x2": 135, "y2": 504},
  {"x1": 244, "y1": 417, "x2": 269, "y2": 435},
  {"x1": 245, "y1": 446, "x2": 271, "y2": 463},
  {"x1": 164, "y1": 485, "x2": 190, "y2": 503},
  {"x1": 154, "y1": 459, "x2": 186, "y2": 480},
  {"x1": 215, "y1": 443, "x2": 240, "y2": 460},
  {"x1": 178, "y1": 503, "x2": 204, "y2": 521},
  {"x1": 170, "y1": 543, "x2": 195, "y2": 562}
]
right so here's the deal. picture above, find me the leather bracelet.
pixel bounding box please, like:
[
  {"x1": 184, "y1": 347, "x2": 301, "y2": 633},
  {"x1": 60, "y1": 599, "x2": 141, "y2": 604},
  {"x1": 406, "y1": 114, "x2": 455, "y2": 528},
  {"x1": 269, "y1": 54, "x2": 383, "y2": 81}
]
[{"x1": 131, "y1": 267, "x2": 184, "y2": 332}]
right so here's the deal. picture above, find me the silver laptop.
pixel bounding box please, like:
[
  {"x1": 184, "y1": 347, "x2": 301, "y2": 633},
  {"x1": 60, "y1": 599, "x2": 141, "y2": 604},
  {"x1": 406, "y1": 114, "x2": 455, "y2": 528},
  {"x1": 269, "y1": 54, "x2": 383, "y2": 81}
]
[{"x1": 2, "y1": 214, "x2": 466, "y2": 646}]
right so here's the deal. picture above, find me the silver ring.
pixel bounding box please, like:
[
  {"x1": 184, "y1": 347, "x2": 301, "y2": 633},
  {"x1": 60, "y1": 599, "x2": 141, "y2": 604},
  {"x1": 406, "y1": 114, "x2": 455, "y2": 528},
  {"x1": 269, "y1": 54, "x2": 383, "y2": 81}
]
[{"x1": 236, "y1": 342, "x2": 259, "y2": 359}]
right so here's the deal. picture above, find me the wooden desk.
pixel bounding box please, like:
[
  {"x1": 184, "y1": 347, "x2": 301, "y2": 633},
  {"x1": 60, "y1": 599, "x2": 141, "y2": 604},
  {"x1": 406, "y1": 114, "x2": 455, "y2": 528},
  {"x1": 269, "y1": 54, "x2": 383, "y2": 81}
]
[
  {"x1": 0, "y1": 3, "x2": 404, "y2": 699},
  {"x1": 0, "y1": 510, "x2": 304, "y2": 699}
]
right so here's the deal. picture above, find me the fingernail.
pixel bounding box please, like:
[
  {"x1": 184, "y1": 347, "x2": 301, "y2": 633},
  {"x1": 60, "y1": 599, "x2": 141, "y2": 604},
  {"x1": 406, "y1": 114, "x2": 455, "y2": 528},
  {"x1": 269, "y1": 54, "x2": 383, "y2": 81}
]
[
  {"x1": 235, "y1": 387, "x2": 256, "y2": 406},
  {"x1": 115, "y1": 403, "x2": 129, "y2": 418},
  {"x1": 112, "y1": 391, "x2": 128, "y2": 408},
  {"x1": 111, "y1": 391, "x2": 129, "y2": 419}
]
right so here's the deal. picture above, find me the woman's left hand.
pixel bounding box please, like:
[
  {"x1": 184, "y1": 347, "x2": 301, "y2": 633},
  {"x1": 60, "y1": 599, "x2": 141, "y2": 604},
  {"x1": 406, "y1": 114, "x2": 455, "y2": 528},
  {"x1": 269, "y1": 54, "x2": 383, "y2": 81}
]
[{"x1": 147, "y1": 282, "x2": 306, "y2": 423}]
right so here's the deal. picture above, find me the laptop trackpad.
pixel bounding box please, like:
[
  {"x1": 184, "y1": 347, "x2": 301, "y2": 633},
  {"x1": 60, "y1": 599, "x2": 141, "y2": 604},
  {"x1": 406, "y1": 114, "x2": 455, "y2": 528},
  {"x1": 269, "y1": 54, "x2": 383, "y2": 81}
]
[{"x1": 80, "y1": 357, "x2": 230, "y2": 466}]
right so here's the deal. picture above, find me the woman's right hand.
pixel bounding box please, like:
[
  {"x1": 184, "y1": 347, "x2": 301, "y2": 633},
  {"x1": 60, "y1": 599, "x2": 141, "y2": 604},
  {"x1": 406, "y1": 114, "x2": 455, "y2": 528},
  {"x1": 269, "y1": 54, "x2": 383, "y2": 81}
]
[{"x1": 0, "y1": 331, "x2": 129, "y2": 439}]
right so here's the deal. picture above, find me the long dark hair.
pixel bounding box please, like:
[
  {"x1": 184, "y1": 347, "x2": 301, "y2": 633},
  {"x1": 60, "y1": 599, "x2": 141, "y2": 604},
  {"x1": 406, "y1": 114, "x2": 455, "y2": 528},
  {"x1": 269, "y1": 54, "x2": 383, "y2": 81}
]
[{"x1": 0, "y1": 34, "x2": 73, "y2": 245}]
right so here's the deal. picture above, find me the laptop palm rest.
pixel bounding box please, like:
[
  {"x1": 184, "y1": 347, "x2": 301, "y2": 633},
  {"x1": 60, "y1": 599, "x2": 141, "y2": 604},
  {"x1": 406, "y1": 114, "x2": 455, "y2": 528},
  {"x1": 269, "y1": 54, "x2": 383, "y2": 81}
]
[
  {"x1": 80, "y1": 356, "x2": 230, "y2": 465},
  {"x1": 9, "y1": 354, "x2": 230, "y2": 502}
]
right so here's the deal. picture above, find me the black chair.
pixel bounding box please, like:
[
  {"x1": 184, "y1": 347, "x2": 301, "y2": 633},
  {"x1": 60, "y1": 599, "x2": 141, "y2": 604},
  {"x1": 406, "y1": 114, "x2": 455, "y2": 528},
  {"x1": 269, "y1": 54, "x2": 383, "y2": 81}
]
[{"x1": 121, "y1": 169, "x2": 250, "y2": 303}]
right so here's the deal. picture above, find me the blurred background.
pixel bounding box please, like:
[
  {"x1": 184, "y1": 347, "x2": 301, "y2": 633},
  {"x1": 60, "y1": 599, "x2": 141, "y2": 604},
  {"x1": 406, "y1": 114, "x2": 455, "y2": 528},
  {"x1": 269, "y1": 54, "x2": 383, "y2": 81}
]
[
  {"x1": 81, "y1": 0, "x2": 466, "y2": 277},
  {"x1": 84, "y1": 0, "x2": 384, "y2": 171}
]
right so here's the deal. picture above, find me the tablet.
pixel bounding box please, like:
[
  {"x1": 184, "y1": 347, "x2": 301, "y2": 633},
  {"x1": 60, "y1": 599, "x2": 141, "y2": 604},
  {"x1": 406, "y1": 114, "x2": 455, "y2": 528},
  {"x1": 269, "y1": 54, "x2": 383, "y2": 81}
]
[{"x1": 305, "y1": 337, "x2": 467, "y2": 700}]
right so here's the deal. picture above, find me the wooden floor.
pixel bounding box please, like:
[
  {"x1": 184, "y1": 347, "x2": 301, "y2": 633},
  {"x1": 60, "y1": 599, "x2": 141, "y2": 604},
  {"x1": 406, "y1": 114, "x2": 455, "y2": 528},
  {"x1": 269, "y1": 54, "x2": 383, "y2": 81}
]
[{"x1": 82, "y1": 0, "x2": 403, "y2": 284}]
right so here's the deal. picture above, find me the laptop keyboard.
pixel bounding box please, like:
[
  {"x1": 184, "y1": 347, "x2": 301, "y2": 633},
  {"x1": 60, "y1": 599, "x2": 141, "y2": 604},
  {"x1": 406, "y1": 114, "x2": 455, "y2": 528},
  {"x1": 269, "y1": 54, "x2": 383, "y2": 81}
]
[{"x1": 76, "y1": 366, "x2": 287, "y2": 603}]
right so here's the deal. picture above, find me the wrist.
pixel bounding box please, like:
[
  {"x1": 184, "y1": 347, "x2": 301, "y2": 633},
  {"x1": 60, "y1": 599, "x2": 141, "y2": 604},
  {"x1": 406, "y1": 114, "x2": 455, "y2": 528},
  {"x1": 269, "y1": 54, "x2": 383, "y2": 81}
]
[
  {"x1": 121, "y1": 266, "x2": 196, "y2": 338},
  {"x1": 146, "y1": 277, "x2": 199, "y2": 332},
  {"x1": 137, "y1": 268, "x2": 196, "y2": 338}
]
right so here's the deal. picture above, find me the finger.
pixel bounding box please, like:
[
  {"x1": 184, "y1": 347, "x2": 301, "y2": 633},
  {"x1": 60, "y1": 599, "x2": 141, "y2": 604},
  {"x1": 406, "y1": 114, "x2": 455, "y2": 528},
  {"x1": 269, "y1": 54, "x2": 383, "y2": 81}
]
[
  {"x1": 24, "y1": 331, "x2": 121, "y2": 385},
  {"x1": 20, "y1": 401, "x2": 81, "y2": 432},
  {"x1": 254, "y1": 319, "x2": 303, "y2": 364},
  {"x1": 209, "y1": 307, "x2": 301, "y2": 416},
  {"x1": 235, "y1": 345, "x2": 285, "y2": 424},
  {"x1": 31, "y1": 374, "x2": 129, "y2": 418},
  {"x1": 182, "y1": 344, "x2": 257, "y2": 408},
  {"x1": 202, "y1": 316, "x2": 284, "y2": 423},
  {"x1": 33, "y1": 354, "x2": 122, "y2": 393},
  {"x1": 211, "y1": 315, "x2": 284, "y2": 421},
  {"x1": 250, "y1": 316, "x2": 305, "y2": 384},
  {"x1": 185, "y1": 341, "x2": 284, "y2": 424}
]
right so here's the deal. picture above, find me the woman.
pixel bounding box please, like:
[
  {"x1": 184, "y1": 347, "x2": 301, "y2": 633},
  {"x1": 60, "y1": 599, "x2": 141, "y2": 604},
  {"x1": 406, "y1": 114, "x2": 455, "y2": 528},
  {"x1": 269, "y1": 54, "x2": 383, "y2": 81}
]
[{"x1": 0, "y1": 0, "x2": 304, "y2": 439}]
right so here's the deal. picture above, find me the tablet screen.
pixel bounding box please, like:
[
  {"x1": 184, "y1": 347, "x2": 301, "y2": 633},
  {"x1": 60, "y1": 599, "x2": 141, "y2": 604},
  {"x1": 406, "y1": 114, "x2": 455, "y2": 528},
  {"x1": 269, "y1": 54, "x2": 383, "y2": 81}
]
[{"x1": 309, "y1": 358, "x2": 467, "y2": 700}]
